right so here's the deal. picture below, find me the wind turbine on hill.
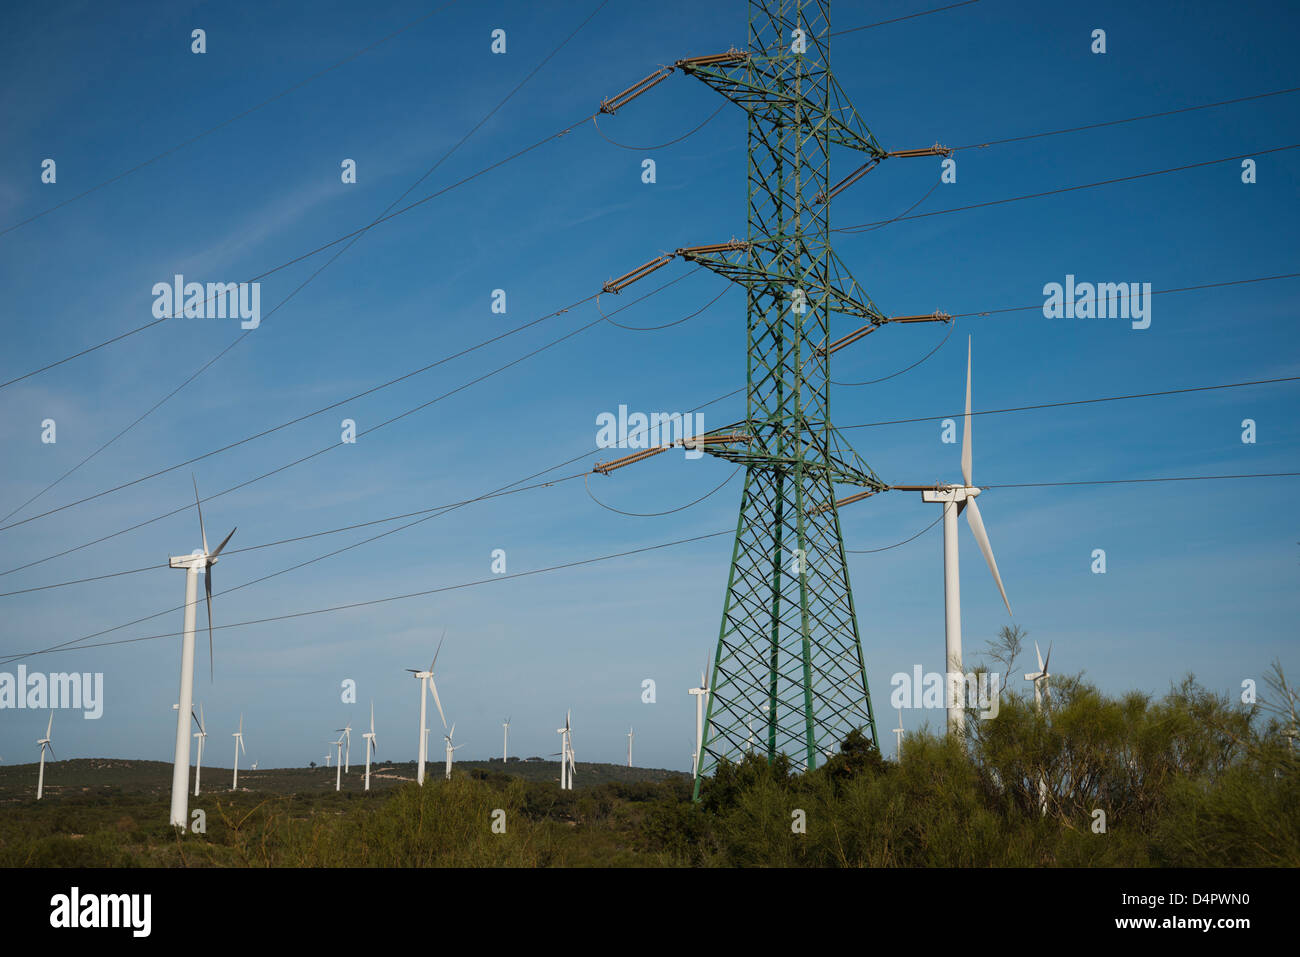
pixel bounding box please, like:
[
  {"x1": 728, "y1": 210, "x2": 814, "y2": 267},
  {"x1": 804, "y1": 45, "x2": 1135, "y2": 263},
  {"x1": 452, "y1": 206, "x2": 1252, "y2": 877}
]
[
  {"x1": 231, "y1": 714, "x2": 246, "y2": 789},
  {"x1": 36, "y1": 711, "x2": 54, "y2": 800},
  {"x1": 443, "y1": 724, "x2": 465, "y2": 780},
  {"x1": 1025, "y1": 642, "x2": 1053, "y2": 712},
  {"x1": 407, "y1": 633, "x2": 447, "y2": 786},
  {"x1": 554, "y1": 711, "x2": 575, "y2": 790},
  {"x1": 333, "y1": 737, "x2": 344, "y2": 791},
  {"x1": 502, "y1": 717, "x2": 510, "y2": 762},
  {"x1": 893, "y1": 709, "x2": 905, "y2": 762},
  {"x1": 688, "y1": 657, "x2": 709, "y2": 778},
  {"x1": 168, "y1": 477, "x2": 236, "y2": 827},
  {"x1": 335, "y1": 718, "x2": 352, "y2": 774},
  {"x1": 192, "y1": 703, "x2": 207, "y2": 796},
  {"x1": 905, "y1": 338, "x2": 1013, "y2": 734},
  {"x1": 324, "y1": 752, "x2": 331, "y2": 769},
  {"x1": 362, "y1": 701, "x2": 378, "y2": 791},
  {"x1": 627, "y1": 727, "x2": 634, "y2": 767}
]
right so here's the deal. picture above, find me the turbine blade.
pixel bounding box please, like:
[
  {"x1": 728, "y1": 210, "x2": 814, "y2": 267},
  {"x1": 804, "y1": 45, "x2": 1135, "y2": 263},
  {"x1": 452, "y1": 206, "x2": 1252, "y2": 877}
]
[
  {"x1": 429, "y1": 678, "x2": 447, "y2": 729},
  {"x1": 200, "y1": 701, "x2": 205, "y2": 732},
  {"x1": 370, "y1": 701, "x2": 375, "y2": 733},
  {"x1": 192, "y1": 708, "x2": 202, "y2": 731},
  {"x1": 204, "y1": 566, "x2": 215, "y2": 680},
  {"x1": 964, "y1": 497, "x2": 1011, "y2": 617},
  {"x1": 431, "y1": 631, "x2": 446, "y2": 672},
  {"x1": 1042, "y1": 643, "x2": 1052, "y2": 673},
  {"x1": 1035, "y1": 641, "x2": 1044, "y2": 671},
  {"x1": 961, "y1": 336, "x2": 973, "y2": 487},
  {"x1": 46, "y1": 711, "x2": 53, "y2": 738},
  {"x1": 192, "y1": 474, "x2": 210, "y2": 554},
  {"x1": 46, "y1": 743, "x2": 55, "y2": 761},
  {"x1": 210, "y1": 526, "x2": 236, "y2": 558}
]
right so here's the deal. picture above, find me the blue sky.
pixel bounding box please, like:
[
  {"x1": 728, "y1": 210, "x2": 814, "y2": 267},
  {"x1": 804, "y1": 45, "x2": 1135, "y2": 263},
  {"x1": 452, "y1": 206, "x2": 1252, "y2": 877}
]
[{"x1": 0, "y1": 0, "x2": 1296, "y2": 774}]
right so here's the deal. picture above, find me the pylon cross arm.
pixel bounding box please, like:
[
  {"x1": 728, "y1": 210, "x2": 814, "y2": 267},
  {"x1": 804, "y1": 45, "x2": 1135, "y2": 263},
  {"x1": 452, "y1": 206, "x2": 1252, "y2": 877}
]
[
  {"x1": 677, "y1": 243, "x2": 885, "y2": 321},
  {"x1": 676, "y1": 58, "x2": 885, "y2": 155}
]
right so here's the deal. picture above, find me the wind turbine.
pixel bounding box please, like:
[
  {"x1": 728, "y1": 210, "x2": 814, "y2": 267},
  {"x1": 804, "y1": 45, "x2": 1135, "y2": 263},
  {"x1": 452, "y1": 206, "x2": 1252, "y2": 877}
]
[
  {"x1": 1024, "y1": 641, "x2": 1053, "y2": 712},
  {"x1": 362, "y1": 701, "x2": 378, "y2": 791},
  {"x1": 443, "y1": 724, "x2": 465, "y2": 780},
  {"x1": 627, "y1": 727, "x2": 634, "y2": 767},
  {"x1": 1024, "y1": 641, "x2": 1053, "y2": 815},
  {"x1": 913, "y1": 338, "x2": 1012, "y2": 734},
  {"x1": 554, "y1": 711, "x2": 575, "y2": 790},
  {"x1": 192, "y1": 703, "x2": 207, "y2": 796},
  {"x1": 893, "y1": 709, "x2": 904, "y2": 761},
  {"x1": 502, "y1": 716, "x2": 510, "y2": 762},
  {"x1": 35, "y1": 711, "x2": 54, "y2": 800},
  {"x1": 333, "y1": 737, "x2": 344, "y2": 791},
  {"x1": 406, "y1": 633, "x2": 447, "y2": 786},
  {"x1": 335, "y1": 718, "x2": 353, "y2": 774},
  {"x1": 325, "y1": 752, "x2": 331, "y2": 769},
  {"x1": 250, "y1": 761, "x2": 258, "y2": 772},
  {"x1": 231, "y1": 713, "x2": 246, "y2": 789},
  {"x1": 688, "y1": 657, "x2": 709, "y2": 778},
  {"x1": 167, "y1": 477, "x2": 236, "y2": 827}
]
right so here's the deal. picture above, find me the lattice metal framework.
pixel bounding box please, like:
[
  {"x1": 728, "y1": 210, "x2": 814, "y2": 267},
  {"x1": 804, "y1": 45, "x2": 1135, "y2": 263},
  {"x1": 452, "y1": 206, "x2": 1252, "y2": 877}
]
[{"x1": 681, "y1": 1, "x2": 893, "y2": 799}]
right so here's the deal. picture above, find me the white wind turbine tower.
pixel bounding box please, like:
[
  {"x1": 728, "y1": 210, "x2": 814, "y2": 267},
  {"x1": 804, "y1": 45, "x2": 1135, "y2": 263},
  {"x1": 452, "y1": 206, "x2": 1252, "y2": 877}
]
[
  {"x1": 688, "y1": 657, "x2": 710, "y2": 778},
  {"x1": 192, "y1": 703, "x2": 208, "y2": 796},
  {"x1": 627, "y1": 727, "x2": 634, "y2": 767},
  {"x1": 443, "y1": 724, "x2": 465, "y2": 780},
  {"x1": 916, "y1": 338, "x2": 1012, "y2": 735},
  {"x1": 406, "y1": 633, "x2": 448, "y2": 786},
  {"x1": 231, "y1": 714, "x2": 246, "y2": 789},
  {"x1": 1024, "y1": 641, "x2": 1053, "y2": 815},
  {"x1": 250, "y1": 761, "x2": 258, "y2": 772},
  {"x1": 324, "y1": 752, "x2": 331, "y2": 769},
  {"x1": 502, "y1": 717, "x2": 510, "y2": 762},
  {"x1": 333, "y1": 737, "x2": 344, "y2": 791},
  {"x1": 554, "y1": 711, "x2": 575, "y2": 790},
  {"x1": 893, "y1": 709, "x2": 905, "y2": 762},
  {"x1": 335, "y1": 718, "x2": 353, "y2": 774},
  {"x1": 362, "y1": 701, "x2": 378, "y2": 791},
  {"x1": 1024, "y1": 642, "x2": 1053, "y2": 712},
  {"x1": 35, "y1": 711, "x2": 54, "y2": 800},
  {"x1": 167, "y1": 477, "x2": 236, "y2": 827}
]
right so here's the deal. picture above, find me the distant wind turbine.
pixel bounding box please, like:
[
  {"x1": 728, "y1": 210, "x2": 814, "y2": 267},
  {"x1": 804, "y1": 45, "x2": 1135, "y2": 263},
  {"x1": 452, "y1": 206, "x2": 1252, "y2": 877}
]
[
  {"x1": 192, "y1": 703, "x2": 207, "y2": 796},
  {"x1": 554, "y1": 711, "x2": 575, "y2": 790},
  {"x1": 362, "y1": 701, "x2": 378, "y2": 791},
  {"x1": 1024, "y1": 641, "x2": 1053, "y2": 712},
  {"x1": 335, "y1": 718, "x2": 353, "y2": 774},
  {"x1": 893, "y1": 709, "x2": 904, "y2": 761},
  {"x1": 333, "y1": 737, "x2": 344, "y2": 791},
  {"x1": 688, "y1": 657, "x2": 710, "y2": 778},
  {"x1": 627, "y1": 727, "x2": 634, "y2": 768},
  {"x1": 443, "y1": 724, "x2": 465, "y2": 780},
  {"x1": 502, "y1": 716, "x2": 510, "y2": 762},
  {"x1": 36, "y1": 711, "x2": 54, "y2": 800},
  {"x1": 168, "y1": 476, "x2": 236, "y2": 826},
  {"x1": 231, "y1": 713, "x2": 246, "y2": 789},
  {"x1": 406, "y1": 633, "x2": 447, "y2": 786}
]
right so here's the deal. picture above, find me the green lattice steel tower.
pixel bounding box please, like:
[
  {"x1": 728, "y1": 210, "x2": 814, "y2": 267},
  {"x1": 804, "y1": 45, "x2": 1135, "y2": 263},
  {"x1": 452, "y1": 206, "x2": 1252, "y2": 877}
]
[
  {"x1": 596, "y1": 1, "x2": 948, "y2": 801},
  {"x1": 672, "y1": 2, "x2": 923, "y2": 801}
]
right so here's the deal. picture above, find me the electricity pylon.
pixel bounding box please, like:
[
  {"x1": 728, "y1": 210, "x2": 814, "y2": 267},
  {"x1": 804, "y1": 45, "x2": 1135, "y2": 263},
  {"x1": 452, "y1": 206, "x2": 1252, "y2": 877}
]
[{"x1": 596, "y1": 1, "x2": 949, "y2": 801}]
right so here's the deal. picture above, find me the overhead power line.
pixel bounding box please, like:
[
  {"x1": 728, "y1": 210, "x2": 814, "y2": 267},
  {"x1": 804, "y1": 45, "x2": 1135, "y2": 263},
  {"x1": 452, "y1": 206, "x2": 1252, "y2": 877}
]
[
  {"x1": 835, "y1": 144, "x2": 1300, "y2": 232},
  {"x1": 2, "y1": 268, "x2": 1292, "y2": 576},
  {"x1": 5, "y1": 366, "x2": 1298, "y2": 600},
  {"x1": 837, "y1": 375, "x2": 1300, "y2": 431},
  {"x1": 6, "y1": 77, "x2": 1295, "y2": 393},
  {"x1": 0, "y1": 0, "x2": 614, "y2": 530},
  {"x1": 5, "y1": 468, "x2": 1300, "y2": 667},
  {"x1": 0, "y1": 2, "x2": 462, "y2": 238}
]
